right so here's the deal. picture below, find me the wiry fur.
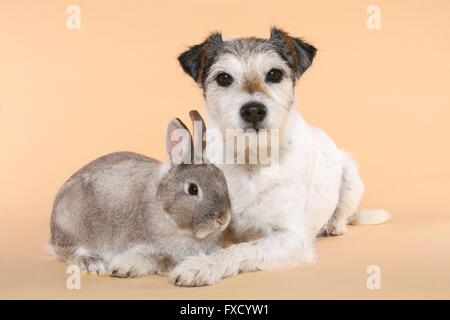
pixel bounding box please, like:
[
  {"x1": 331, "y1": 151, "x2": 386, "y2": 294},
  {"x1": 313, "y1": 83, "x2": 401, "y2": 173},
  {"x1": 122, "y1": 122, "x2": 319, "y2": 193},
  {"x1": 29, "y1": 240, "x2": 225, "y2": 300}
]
[
  {"x1": 50, "y1": 116, "x2": 231, "y2": 278},
  {"x1": 171, "y1": 27, "x2": 390, "y2": 286}
]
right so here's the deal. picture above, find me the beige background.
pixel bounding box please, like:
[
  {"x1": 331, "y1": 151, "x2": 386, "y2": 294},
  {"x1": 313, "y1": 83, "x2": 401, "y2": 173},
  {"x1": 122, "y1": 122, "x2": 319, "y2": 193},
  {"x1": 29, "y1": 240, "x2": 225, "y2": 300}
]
[{"x1": 1, "y1": 0, "x2": 449, "y2": 299}]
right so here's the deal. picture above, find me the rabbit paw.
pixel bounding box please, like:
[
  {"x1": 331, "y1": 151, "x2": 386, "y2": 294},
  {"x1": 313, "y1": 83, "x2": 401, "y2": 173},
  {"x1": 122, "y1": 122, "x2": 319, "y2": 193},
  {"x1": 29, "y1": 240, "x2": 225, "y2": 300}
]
[
  {"x1": 109, "y1": 254, "x2": 156, "y2": 278},
  {"x1": 74, "y1": 255, "x2": 107, "y2": 275},
  {"x1": 170, "y1": 253, "x2": 224, "y2": 287}
]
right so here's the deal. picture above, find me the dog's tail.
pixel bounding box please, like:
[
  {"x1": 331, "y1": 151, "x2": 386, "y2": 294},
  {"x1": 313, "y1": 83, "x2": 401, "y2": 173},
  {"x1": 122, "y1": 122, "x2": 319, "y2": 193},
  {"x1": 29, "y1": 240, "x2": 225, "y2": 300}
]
[{"x1": 348, "y1": 209, "x2": 391, "y2": 225}]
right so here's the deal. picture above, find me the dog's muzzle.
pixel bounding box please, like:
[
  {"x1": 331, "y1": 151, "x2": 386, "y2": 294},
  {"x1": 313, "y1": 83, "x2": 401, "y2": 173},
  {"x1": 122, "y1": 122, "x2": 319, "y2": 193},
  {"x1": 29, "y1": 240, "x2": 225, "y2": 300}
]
[{"x1": 240, "y1": 102, "x2": 267, "y2": 125}]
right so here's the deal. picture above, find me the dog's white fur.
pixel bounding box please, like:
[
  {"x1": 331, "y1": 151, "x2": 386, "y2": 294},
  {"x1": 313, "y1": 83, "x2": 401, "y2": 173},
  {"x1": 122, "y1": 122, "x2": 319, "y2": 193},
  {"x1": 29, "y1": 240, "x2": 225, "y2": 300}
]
[{"x1": 170, "y1": 34, "x2": 390, "y2": 286}]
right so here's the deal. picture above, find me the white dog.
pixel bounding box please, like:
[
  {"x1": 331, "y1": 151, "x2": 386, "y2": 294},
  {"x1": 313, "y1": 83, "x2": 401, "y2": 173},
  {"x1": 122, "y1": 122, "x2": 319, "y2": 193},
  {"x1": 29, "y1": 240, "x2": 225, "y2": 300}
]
[{"x1": 170, "y1": 27, "x2": 390, "y2": 286}]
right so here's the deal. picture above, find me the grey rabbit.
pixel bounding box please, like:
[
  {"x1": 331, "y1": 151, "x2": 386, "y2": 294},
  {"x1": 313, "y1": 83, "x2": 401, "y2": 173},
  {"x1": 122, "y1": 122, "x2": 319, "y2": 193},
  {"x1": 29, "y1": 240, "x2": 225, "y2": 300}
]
[{"x1": 50, "y1": 111, "x2": 231, "y2": 278}]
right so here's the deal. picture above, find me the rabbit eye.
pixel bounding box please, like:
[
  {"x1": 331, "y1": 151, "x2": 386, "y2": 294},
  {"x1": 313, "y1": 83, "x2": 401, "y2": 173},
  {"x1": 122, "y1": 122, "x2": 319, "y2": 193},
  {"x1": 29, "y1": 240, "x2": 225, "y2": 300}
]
[{"x1": 187, "y1": 183, "x2": 198, "y2": 196}]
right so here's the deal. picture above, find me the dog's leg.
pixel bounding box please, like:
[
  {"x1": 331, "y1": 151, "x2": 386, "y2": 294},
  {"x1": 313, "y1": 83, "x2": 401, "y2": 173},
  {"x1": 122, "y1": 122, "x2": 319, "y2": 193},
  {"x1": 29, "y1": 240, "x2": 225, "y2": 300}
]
[
  {"x1": 321, "y1": 153, "x2": 364, "y2": 236},
  {"x1": 170, "y1": 228, "x2": 313, "y2": 286},
  {"x1": 170, "y1": 185, "x2": 314, "y2": 286}
]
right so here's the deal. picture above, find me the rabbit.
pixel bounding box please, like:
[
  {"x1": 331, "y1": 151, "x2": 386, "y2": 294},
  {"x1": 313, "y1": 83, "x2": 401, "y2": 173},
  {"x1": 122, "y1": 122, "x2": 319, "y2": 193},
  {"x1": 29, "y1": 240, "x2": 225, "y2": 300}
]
[{"x1": 49, "y1": 110, "x2": 231, "y2": 278}]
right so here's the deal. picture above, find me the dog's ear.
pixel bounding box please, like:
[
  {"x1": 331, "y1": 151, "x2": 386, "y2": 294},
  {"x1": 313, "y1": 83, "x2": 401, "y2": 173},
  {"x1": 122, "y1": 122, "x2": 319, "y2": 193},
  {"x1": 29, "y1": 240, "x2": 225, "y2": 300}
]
[
  {"x1": 269, "y1": 27, "x2": 317, "y2": 78},
  {"x1": 178, "y1": 32, "x2": 223, "y2": 85}
]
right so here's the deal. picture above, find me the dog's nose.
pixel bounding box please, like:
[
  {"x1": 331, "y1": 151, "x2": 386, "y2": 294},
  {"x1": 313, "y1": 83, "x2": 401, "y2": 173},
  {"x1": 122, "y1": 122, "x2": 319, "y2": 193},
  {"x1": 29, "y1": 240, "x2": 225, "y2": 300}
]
[{"x1": 240, "y1": 102, "x2": 267, "y2": 123}]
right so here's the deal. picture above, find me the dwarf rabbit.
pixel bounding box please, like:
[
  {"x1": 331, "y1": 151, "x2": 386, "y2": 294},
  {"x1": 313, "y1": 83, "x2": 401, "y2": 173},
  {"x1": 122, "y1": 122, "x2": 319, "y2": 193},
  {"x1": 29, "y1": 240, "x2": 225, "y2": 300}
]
[{"x1": 50, "y1": 111, "x2": 231, "y2": 278}]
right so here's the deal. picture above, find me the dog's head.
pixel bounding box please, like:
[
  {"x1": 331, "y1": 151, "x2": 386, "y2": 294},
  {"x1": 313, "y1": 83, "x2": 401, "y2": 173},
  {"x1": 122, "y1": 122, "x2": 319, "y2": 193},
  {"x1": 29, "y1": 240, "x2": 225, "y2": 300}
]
[{"x1": 178, "y1": 27, "x2": 316, "y2": 135}]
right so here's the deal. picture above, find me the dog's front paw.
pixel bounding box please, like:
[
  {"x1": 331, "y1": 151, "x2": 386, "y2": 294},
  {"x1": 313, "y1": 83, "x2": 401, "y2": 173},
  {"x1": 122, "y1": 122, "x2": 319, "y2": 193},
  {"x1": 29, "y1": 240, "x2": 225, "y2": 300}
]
[
  {"x1": 170, "y1": 253, "x2": 224, "y2": 287},
  {"x1": 319, "y1": 219, "x2": 348, "y2": 237}
]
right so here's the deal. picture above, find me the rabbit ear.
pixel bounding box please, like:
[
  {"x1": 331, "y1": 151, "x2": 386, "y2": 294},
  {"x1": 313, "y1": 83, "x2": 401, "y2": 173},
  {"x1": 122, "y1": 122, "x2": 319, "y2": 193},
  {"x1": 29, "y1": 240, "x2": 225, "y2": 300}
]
[
  {"x1": 189, "y1": 110, "x2": 206, "y2": 164},
  {"x1": 165, "y1": 118, "x2": 193, "y2": 165}
]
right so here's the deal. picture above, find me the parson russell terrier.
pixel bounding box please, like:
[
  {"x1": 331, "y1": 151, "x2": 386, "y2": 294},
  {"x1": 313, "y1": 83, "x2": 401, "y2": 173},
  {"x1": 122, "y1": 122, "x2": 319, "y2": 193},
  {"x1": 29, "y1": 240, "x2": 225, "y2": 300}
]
[{"x1": 170, "y1": 27, "x2": 390, "y2": 286}]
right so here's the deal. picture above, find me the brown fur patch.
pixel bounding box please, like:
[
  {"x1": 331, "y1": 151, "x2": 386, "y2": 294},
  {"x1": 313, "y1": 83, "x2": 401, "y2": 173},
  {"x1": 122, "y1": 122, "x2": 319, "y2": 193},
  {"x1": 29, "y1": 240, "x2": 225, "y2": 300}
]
[
  {"x1": 242, "y1": 74, "x2": 269, "y2": 96},
  {"x1": 197, "y1": 43, "x2": 209, "y2": 83},
  {"x1": 278, "y1": 31, "x2": 300, "y2": 74},
  {"x1": 236, "y1": 228, "x2": 267, "y2": 242},
  {"x1": 223, "y1": 225, "x2": 268, "y2": 244}
]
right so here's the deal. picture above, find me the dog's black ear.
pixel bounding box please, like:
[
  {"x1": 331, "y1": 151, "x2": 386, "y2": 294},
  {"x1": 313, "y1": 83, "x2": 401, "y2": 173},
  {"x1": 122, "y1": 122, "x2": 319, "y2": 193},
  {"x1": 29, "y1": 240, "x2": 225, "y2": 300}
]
[
  {"x1": 269, "y1": 27, "x2": 317, "y2": 78},
  {"x1": 178, "y1": 32, "x2": 223, "y2": 85}
]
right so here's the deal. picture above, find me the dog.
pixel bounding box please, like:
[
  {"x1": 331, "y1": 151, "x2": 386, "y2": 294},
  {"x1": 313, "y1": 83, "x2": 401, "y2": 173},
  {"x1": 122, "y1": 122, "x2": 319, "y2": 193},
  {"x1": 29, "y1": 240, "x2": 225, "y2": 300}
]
[{"x1": 170, "y1": 27, "x2": 390, "y2": 286}]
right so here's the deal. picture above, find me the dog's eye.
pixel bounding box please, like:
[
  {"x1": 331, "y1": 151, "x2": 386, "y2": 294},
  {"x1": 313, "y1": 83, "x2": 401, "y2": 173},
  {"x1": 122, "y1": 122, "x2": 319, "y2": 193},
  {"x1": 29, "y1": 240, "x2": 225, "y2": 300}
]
[
  {"x1": 266, "y1": 69, "x2": 284, "y2": 83},
  {"x1": 187, "y1": 183, "x2": 199, "y2": 196},
  {"x1": 216, "y1": 73, "x2": 233, "y2": 87}
]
